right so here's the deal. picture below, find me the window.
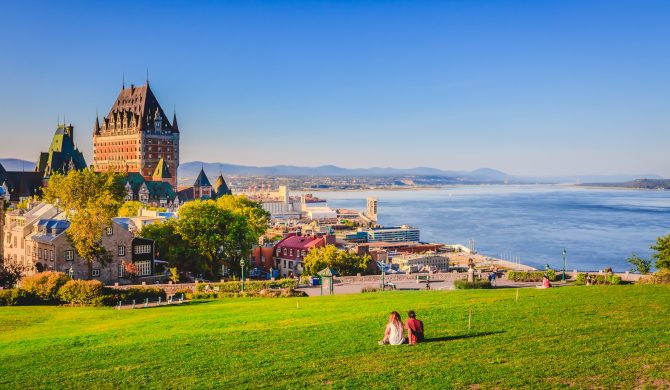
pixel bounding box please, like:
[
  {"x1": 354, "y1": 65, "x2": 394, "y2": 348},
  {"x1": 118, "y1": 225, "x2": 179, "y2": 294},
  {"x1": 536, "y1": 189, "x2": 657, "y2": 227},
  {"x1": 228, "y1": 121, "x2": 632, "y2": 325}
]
[
  {"x1": 136, "y1": 261, "x2": 152, "y2": 276},
  {"x1": 289, "y1": 261, "x2": 294, "y2": 269},
  {"x1": 38, "y1": 248, "x2": 42, "y2": 260},
  {"x1": 118, "y1": 264, "x2": 125, "y2": 277},
  {"x1": 134, "y1": 244, "x2": 152, "y2": 254},
  {"x1": 65, "y1": 250, "x2": 74, "y2": 261},
  {"x1": 106, "y1": 226, "x2": 113, "y2": 236},
  {"x1": 283, "y1": 248, "x2": 287, "y2": 255},
  {"x1": 92, "y1": 269, "x2": 100, "y2": 277},
  {"x1": 276, "y1": 249, "x2": 280, "y2": 256},
  {"x1": 289, "y1": 249, "x2": 293, "y2": 256},
  {"x1": 118, "y1": 245, "x2": 126, "y2": 256},
  {"x1": 302, "y1": 250, "x2": 306, "y2": 257},
  {"x1": 50, "y1": 250, "x2": 54, "y2": 261}
]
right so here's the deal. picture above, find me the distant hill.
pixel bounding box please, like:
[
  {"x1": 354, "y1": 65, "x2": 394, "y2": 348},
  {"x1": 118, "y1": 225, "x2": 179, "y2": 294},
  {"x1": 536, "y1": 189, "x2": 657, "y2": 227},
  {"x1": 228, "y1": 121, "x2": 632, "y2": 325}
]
[
  {"x1": 178, "y1": 161, "x2": 513, "y2": 182},
  {"x1": 0, "y1": 158, "x2": 36, "y2": 171},
  {"x1": 580, "y1": 178, "x2": 670, "y2": 190}
]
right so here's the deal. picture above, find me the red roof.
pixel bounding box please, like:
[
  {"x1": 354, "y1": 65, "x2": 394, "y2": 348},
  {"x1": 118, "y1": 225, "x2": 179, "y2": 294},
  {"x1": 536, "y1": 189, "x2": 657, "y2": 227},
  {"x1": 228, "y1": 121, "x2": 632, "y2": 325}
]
[{"x1": 277, "y1": 235, "x2": 323, "y2": 250}]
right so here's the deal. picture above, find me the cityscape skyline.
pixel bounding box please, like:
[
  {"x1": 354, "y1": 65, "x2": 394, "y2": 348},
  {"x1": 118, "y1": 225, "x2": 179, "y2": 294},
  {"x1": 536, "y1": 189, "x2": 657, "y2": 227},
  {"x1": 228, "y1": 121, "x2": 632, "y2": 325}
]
[{"x1": 1, "y1": 1, "x2": 669, "y2": 177}]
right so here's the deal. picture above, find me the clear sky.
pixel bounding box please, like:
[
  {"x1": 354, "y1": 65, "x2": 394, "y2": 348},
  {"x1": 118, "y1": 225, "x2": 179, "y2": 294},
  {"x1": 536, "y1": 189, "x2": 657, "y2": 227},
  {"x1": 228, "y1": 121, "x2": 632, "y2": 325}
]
[{"x1": 1, "y1": 0, "x2": 668, "y2": 177}]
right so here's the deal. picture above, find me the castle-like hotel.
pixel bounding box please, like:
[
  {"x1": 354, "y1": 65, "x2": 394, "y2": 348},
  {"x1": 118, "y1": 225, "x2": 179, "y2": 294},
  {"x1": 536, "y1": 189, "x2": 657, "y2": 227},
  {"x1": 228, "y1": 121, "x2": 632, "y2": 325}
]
[{"x1": 0, "y1": 80, "x2": 231, "y2": 208}]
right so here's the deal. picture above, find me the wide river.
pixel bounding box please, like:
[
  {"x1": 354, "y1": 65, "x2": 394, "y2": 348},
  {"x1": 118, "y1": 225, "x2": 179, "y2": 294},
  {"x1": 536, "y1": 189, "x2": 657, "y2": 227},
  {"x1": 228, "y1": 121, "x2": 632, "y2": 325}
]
[{"x1": 306, "y1": 185, "x2": 670, "y2": 272}]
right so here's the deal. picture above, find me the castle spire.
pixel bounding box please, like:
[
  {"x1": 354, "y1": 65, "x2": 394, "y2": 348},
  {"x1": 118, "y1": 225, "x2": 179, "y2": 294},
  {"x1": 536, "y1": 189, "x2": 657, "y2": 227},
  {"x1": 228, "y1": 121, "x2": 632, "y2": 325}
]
[
  {"x1": 172, "y1": 108, "x2": 179, "y2": 132},
  {"x1": 94, "y1": 114, "x2": 101, "y2": 134}
]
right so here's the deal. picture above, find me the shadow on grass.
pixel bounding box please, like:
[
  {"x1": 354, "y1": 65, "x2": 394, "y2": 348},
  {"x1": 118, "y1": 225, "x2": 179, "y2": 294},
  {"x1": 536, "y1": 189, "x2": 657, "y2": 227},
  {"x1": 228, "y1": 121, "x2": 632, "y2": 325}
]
[{"x1": 423, "y1": 330, "x2": 505, "y2": 343}]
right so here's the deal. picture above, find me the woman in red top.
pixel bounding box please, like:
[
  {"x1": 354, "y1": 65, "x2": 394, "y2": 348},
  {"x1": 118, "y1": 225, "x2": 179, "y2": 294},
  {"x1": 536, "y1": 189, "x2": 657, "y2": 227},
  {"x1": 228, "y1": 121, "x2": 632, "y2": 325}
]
[{"x1": 405, "y1": 310, "x2": 424, "y2": 345}]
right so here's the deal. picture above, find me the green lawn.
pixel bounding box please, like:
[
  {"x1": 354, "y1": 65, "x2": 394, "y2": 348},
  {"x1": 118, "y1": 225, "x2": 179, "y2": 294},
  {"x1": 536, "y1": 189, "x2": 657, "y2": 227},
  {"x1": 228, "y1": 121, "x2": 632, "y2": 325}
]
[{"x1": 1, "y1": 285, "x2": 669, "y2": 389}]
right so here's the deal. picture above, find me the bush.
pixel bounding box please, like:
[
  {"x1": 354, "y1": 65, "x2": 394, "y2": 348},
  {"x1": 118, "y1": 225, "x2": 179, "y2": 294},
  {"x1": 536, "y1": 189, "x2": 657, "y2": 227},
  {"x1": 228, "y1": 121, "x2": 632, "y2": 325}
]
[
  {"x1": 190, "y1": 287, "x2": 306, "y2": 300},
  {"x1": 638, "y1": 269, "x2": 670, "y2": 285},
  {"x1": 195, "y1": 278, "x2": 298, "y2": 293},
  {"x1": 507, "y1": 270, "x2": 558, "y2": 282},
  {"x1": 362, "y1": 286, "x2": 381, "y2": 293},
  {"x1": 575, "y1": 273, "x2": 622, "y2": 285},
  {"x1": 20, "y1": 272, "x2": 71, "y2": 303},
  {"x1": 58, "y1": 280, "x2": 104, "y2": 306},
  {"x1": 102, "y1": 287, "x2": 166, "y2": 305},
  {"x1": 0, "y1": 289, "x2": 40, "y2": 306},
  {"x1": 454, "y1": 279, "x2": 492, "y2": 289}
]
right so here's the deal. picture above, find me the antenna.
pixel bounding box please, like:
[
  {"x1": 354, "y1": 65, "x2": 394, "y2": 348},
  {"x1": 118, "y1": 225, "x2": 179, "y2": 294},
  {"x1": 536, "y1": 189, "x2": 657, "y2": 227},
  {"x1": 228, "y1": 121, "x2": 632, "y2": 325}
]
[
  {"x1": 122, "y1": 72, "x2": 125, "y2": 89},
  {"x1": 146, "y1": 67, "x2": 149, "y2": 85}
]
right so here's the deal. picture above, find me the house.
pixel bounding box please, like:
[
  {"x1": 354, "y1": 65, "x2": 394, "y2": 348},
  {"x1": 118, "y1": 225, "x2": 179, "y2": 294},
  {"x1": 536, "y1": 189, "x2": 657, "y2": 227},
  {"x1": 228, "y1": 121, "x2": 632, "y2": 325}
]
[
  {"x1": 177, "y1": 167, "x2": 232, "y2": 202},
  {"x1": 3, "y1": 202, "x2": 157, "y2": 284},
  {"x1": 273, "y1": 233, "x2": 336, "y2": 278}
]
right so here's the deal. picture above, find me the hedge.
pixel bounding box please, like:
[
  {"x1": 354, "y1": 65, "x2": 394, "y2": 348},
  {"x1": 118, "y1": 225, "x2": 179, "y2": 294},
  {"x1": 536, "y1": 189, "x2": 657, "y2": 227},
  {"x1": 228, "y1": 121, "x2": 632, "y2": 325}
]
[
  {"x1": 575, "y1": 273, "x2": 622, "y2": 285},
  {"x1": 454, "y1": 279, "x2": 492, "y2": 289},
  {"x1": 101, "y1": 287, "x2": 166, "y2": 305},
  {"x1": 195, "y1": 278, "x2": 298, "y2": 293},
  {"x1": 0, "y1": 289, "x2": 41, "y2": 306},
  {"x1": 58, "y1": 280, "x2": 104, "y2": 306},
  {"x1": 189, "y1": 288, "x2": 307, "y2": 300},
  {"x1": 507, "y1": 270, "x2": 558, "y2": 282}
]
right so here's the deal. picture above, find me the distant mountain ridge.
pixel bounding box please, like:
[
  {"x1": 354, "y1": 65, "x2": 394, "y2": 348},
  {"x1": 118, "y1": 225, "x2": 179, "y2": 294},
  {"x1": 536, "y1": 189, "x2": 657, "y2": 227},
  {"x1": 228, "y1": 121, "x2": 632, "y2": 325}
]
[{"x1": 1, "y1": 158, "x2": 664, "y2": 184}]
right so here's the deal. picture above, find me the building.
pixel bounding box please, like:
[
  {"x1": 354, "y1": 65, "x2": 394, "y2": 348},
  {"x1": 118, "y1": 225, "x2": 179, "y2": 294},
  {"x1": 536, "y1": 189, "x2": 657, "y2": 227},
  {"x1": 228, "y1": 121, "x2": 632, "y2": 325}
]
[
  {"x1": 177, "y1": 168, "x2": 232, "y2": 202},
  {"x1": 273, "y1": 233, "x2": 336, "y2": 278},
  {"x1": 35, "y1": 123, "x2": 88, "y2": 182},
  {"x1": 123, "y1": 160, "x2": 177, "y2": 208},
  {"x1": 391, "y1": 254, "x2": 450, "y2": 273},
  {"x1": 366, "y1": 197, "x2": 378, "y2": 221},
  {"x1": 93, "y1": 81, "x2": 179, "y2": 190},
  {"x1": 368, "y1": 225, "x2": 420, "y2": 243},
  {"x1": 3, "y1": 202, "x2": 157, "y2": 283}
]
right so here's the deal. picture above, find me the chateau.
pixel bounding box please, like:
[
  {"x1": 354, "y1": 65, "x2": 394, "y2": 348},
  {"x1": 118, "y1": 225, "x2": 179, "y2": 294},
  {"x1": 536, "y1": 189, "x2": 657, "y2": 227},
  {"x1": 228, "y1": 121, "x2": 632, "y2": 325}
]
[{"x1": 93, "y1": 82, "x2": 179, "y2": 190}]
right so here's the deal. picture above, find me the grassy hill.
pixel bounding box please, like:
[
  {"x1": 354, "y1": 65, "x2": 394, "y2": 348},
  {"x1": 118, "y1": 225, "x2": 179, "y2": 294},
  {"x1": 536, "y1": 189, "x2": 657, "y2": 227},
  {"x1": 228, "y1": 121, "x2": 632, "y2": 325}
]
[{"x1": 1, "y1": 285, "x2": 669, "y2": 389}]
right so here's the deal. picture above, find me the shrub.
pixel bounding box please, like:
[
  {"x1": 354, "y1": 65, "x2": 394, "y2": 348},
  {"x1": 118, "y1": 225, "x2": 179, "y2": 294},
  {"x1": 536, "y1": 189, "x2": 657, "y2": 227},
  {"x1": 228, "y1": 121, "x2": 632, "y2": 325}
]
[
  {"x1": 638, "y1": 269, "x2": 670, "y2": 285},
  {"x1": 0, "y1": 289, "x2": 40, "y2": 306},
  {"x1": 20, "y1": 272, "x2": 71, "y2": 303},
  {"x1": 102, "y1": 287, "x2": 166, "y2": 305},
  {"x1": 195, "y1": 278, "x2": 297, "y2": 293},
  {"x1": 454, "y1": 279, "x2": 492, "y2": 289},
  {"x1": 362, "y1": 286, "x2": 381, "y2": 293},
  {"x1": 58, "y1": 280, "x2": 104, "y2": 306},
  {"x1": 575, "y1": 273, "x2": 622, "y2": 285},
  {"x1": 507, "y1": 270, "x2": 558, "y2": 282}
]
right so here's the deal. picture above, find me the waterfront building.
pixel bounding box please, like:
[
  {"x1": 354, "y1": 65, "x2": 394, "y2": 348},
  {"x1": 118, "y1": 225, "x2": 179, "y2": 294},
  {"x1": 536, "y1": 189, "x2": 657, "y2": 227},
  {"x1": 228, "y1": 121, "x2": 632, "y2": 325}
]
[
  {"x1": 366, "y1": 197, "x2": 378, "y2": 222},
  {"x1": 93, "y1": 81, "x2": 179, "y2": 190},
  {"x1": 391, "y1": 253, "x2": 450, "y2": 273},
  {"x1": 368, "y1": 225, "x2": 420, "y2": 243}
]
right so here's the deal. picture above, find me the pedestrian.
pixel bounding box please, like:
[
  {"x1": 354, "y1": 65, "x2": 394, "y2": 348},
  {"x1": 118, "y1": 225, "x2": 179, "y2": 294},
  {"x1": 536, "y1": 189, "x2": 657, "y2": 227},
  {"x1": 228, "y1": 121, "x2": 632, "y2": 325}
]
[{"x1": 406, "y1": 310, "x2": 424, "y2": 345}]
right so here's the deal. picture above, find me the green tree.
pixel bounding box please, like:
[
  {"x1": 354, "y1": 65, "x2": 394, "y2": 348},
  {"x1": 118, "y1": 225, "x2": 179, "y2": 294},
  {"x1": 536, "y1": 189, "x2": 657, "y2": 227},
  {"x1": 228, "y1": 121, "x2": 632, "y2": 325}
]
[
  {"x1": 216, "y1": 195, "x2": 270, "y2": 274},
  {"x1": 176, "y1": 200, "x2": 236, "y2": 279},
  {"x1": 651, "y1": 234, "x2": 670, "y2": 270},
  {"x1": 302, "y1": 245, "x2": 370, "y2": 276},
  {"x1": 118, "y1": 201, "x2": 143, "y2": 217},
  {"x1": 140, "y1": 219, "x2": 203, "y2": 274},
  {"x1": 43, "y1": 169, "x2": 126, "y2": 279},
  {"x1": 627, "y1": 252, "x2": 652, "y2": 274}
]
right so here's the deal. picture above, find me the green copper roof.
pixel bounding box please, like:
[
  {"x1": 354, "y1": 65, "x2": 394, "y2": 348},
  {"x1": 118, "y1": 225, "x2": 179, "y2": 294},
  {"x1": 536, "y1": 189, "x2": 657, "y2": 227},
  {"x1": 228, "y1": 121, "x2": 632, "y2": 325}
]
[
  {"x1": 152, "y1": 158, "x2": 172, "y2": 179},
  {"x1": 36, "y1": 124, "x2": 87, "y2": 176}
]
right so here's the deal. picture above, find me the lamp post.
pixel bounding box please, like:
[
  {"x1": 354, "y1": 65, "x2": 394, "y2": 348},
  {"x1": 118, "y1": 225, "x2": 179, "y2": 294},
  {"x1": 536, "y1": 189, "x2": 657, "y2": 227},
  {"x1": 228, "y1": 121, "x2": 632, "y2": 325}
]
[
  {"x1": 240, "y1": 259, "x2": 246, "y2": 292},
  {"x1": 381, "y1": 261, "x2": 386, "y2": 290},
  {"x1": 562, "y1": 249, "x2": 567, "y2": 282},
  {"x1": 68, "y1": 266, "x2": 74, "y2": 279}
]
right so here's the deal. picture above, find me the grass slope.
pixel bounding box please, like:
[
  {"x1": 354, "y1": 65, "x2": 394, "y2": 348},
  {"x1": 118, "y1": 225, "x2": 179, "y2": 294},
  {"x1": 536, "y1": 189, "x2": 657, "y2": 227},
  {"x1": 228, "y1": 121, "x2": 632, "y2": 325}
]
[{"x1": 1, "y1": 285, "x2": 669, "y2": 389}]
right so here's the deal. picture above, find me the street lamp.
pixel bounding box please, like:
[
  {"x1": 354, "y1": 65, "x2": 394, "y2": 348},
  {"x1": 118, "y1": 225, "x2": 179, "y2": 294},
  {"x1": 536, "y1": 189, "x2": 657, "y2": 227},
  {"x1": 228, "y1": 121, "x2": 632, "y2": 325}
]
[
  {"x1": 240, "y1": 259, "x2": 246, "y2": 292},
  {"x1": 68, "y1": 266, "x2": 74, "y2": 279},
  {"x1": 562, "y1": 249, "x2": 567, "y2": 282}
]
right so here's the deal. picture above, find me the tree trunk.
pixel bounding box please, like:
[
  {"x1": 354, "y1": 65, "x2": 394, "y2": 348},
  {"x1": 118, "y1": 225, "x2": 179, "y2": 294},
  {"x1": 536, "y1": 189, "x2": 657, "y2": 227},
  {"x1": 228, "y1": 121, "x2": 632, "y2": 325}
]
[{"x1": 87, "y1": 259, "x2": 93, "y2": 280}]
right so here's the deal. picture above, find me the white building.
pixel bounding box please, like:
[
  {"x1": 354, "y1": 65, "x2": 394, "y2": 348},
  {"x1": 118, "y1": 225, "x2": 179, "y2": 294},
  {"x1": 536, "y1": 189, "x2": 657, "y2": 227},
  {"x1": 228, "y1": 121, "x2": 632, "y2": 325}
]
[{"x1": 392, "y1": 254, "x2": 450, "y2": 273}]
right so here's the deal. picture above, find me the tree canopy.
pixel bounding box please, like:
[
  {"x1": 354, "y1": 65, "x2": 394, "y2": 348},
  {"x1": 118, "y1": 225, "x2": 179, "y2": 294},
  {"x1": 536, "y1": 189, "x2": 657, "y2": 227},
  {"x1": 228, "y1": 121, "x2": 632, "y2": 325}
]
[
  {"x1": 651, "y1": 234, "x2": 670, "y2": 270},
  {"x1": 302, "y1": 245, "x2": 371, "y2": 276},
  {"x1": 43, "y1": 169, "x2": 126, "y2": 279}
]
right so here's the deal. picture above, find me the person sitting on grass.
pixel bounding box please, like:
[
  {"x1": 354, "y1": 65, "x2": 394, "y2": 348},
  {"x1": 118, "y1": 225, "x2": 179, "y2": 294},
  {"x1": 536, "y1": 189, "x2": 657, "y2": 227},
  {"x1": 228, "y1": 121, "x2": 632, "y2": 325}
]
[
  {"x1": 379, "y1": 311, "x2": 405, "y2": 345},
  {"x1": 405, "y1": 310, "x2": 424, "y2": 345},
  {"x1": 537, "y1": 275, "x2": 552, "y2": 289}
]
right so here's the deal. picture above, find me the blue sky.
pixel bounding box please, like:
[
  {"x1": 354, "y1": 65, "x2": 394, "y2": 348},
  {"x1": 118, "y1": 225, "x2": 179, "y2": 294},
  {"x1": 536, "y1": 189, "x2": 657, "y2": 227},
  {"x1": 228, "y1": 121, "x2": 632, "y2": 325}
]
[{"x1": 1, "y1": 1, "x2": 668, "y2": 177}]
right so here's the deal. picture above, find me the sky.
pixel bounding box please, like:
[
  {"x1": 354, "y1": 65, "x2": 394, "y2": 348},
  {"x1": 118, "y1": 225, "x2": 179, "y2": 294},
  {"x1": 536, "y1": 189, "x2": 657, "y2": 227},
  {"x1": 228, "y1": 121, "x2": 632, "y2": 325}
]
[{"x1": 0, "y1": 0, "x2": 668, "y2": 177}]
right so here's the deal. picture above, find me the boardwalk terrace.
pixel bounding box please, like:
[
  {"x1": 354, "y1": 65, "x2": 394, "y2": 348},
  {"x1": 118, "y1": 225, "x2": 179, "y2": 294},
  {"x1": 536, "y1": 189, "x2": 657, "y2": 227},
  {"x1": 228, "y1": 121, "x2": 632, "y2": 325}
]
[{"x1": 93, "y1": 82, "x2": 180, "y2": 190}]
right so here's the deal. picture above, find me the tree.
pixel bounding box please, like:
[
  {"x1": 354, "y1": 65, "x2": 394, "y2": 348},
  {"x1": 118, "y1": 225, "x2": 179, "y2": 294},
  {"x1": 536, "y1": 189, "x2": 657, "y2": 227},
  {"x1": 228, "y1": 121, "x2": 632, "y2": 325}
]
[
  {"x1": 627, "y1": 252, "x2": 652, "y2": 274},
  {"x1": 0, "y1": 263, "x2": 26, "y2": 288},
  {"x1": 651, "y1": 234, "x2": 670, "y2": 270},
  {"x1": 216, "y1": 196, "x2": 270, "y2": 275},
  {"x1": 168, "y1": 267, "x2": 180, "y2": 283},
  {"x1": 43, "y1": 169, "x2": 126, "y2": 279},
  {"x1": 302, "y1": 245, "x2": 370, "y2": 276},
  {"x1": 176, "y1": 200, "x2": 236, "y2": 279},
  {"x1": 118, "y1": 201, "x2": 143, "y2": 217},
  {"x1": 140, "y1": 219, "x2": 203, "y2": 274}
]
